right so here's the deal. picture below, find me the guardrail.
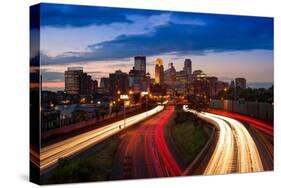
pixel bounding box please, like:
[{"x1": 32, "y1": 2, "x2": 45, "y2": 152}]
[{"x1": 39, "y1": 105, "x2": 165, "y2": 171}]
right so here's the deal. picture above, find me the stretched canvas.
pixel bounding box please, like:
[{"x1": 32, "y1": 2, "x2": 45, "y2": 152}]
[{"x1": 30, "y1": 3, "x2": 274, "y2": 185}]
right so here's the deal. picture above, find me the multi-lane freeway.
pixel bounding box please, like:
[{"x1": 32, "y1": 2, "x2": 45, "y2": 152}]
[
  {"x1": 208, "y1": 109, "x2": 274, "y2": 171},
  {"x1": 36, "y1": 102, "x2": 273, "y2": 179},
  {"x1": 39, "y1": 105, "x2": 164, "y2": 171},
  {"x1": 209, "y1": 109, "x2": 273, "y2": 137},
  {"x1": 183, "y1": 105, "x2": 270, "y2": 175},
  {"x1": 112, "y1": 106, "x2": 182, "y2": 179}
]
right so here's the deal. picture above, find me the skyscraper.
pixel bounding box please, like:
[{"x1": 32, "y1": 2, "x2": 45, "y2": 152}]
[
  {"x1": 183, "y1": 59, "x2": 192, "y2": 75},
  {"x1": 65, "y1": 67, "x2": 96, "y2": 95},
  {"x1": 230, "y1": 80, "x2": 235, "y2": 88},
  {"x1": 164, "y1": 62, "x2": 176, "y2": 84},
  {"x1": 128, "y1": 67, "x2": 146, "y2": 93},
  {"x1": 155, "y1": 58, "x2": 164, "y2": 85},
  {"x1": 235, "y1": 77, "x2": 247, "y2": 89},
  {"x1": 80, "y1": 73, "x2": 91, "y2": 95},
  {"x1": 134, "y1": 56, "x2": 146, "y2": 75},
  {"x1": 100, "y1": 77, "x2": 110, "y2": 89},
  {"x1": 64, "y1": 67, "x2": 83, "y2": 95},
  {"x1": 109, "y1": 70, "x2": 129, "y2": 95}
]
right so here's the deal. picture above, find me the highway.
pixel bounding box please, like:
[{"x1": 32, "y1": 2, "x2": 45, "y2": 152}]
[
  {"x1": 39, "y1": 103, "x2": 272, "y2": 176},
  {"x1": 209, "y1": 109, "x2": 273, "y2": 137},
  {"x1": 208, "y1": 109, "x2": 273, "y2": 170},
  {"x1": 183, "y1": 106, "x2": 264, "y2": 175},
  {"x1": 39, "y1": 105, "x2": 164, "y2": 171},
  {"x1": 112, "y1": 106, "x2": 182, "y2": 179}
]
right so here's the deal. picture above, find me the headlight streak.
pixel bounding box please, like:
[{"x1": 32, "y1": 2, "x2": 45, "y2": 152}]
[
  {"x1": 183, "y1": 105, "x2": 264, "y2": 175},
  {"x1": 206, "y1": 113, "x2": 264, "y2": 173},
  {"x1": 40, "y1": 105, "x2": 164, "y2": 171}
]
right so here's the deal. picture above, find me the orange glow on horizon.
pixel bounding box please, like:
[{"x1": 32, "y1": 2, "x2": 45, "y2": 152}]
[{"x1": 42, "y1": 81, "x2": 64, "y2": 89}]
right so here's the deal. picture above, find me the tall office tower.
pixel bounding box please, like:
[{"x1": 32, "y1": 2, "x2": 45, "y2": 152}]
[
  {"x1": 100, "y1": 77, "x2": 110, "y2": 89},
  {"x1": 155, "y1": 58, "x2": 164, "y2": 85},
  {"x1": 164, "y1": 62, "x2": 176, "y2": 84},
  {"x1": 64, "y1": 67, "x2": 83, "y2": 95},
  {"x1": 80, "y1": 73, "x2": 96, "y2": 95},
  {"x1": 134, "y1": 56, "x2": 146, "y2": 75},
  {"x1": 109, "y1": 70, "x2": 129, "y2": 95},
  {"x1": 235, "y1": 77, "x2": 247, "y2": 89},
  {"x1": 183, "y1": 59, "x2": 192, "y2": 75},
  {"x1": 128, "y1": 66, "x2": 146, "y2": 93},
  {"x1": 230, "y1": 80, "x2": 235, "y2": 88}
]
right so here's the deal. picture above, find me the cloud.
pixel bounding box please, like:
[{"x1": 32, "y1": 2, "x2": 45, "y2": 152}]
[
  {"x1": 41, "y1": 71, "x2": 64, "y2": 82},
  {"x1": 40, "y1": 3, "x2": 131, "y2": 27},
  {"x1": 40, "y1": 3, "x2": 166, "y2": 28},
  {"x1": 40, "y1": 6, "x2": 273, "y2": 65},
  {"x1": 105, "y1": 63, "x2": 133, "y2": 68},
  {"x1": 88, "y1": 15, "x2": 273, "y2": 56},
  {"x1": 86, "y1": 71, "x2": 107, "y2": 74}
]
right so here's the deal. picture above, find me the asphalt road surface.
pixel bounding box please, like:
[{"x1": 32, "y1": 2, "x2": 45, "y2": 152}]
[
  {"x1": 112, "y1": 106, "x2": 181, "y2": 180},
  {"x1": 183, "y1": 106, "x2": 272, "y2": 175},
  {"x1": 38, "y1": 105, "x2": 164, "y2": 171}
]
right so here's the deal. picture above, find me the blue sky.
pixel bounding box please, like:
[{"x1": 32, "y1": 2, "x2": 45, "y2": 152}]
[{"x1": 38, "y1": 3, "x2": 274, "y2": 90}]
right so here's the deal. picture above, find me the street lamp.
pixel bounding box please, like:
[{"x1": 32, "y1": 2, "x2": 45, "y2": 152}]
[
  {"x1": 109, "y1": 101, "x2": 113, "y2": 115},
  {"x1": 141, "y1": 91, "x2": 149, "y2": 117},
  {"x1": 232, "y1": 86, "x2": 237, "y2": 112},
  {"x1": 120, "y1": 94, "x2": 129, "y2": 128}
]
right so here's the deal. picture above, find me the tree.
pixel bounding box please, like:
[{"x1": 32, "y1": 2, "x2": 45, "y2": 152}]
[
  {"x1": 187, "y1": 95, "x2": 208, "y2": 112},
  {"x1": 215, "y1": 85, "x2": 273, "y2": 103},
  {"x1": 72, "y1": 110, "x2": 86, "y2": 122}
]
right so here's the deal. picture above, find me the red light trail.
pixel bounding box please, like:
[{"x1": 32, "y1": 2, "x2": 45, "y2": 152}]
[
  {"x1": 155, "y1": 106, "x2": 182, "y2": 176},
  {"x1": 209, "y1": 109, "x2": 273, "y2": 137}
]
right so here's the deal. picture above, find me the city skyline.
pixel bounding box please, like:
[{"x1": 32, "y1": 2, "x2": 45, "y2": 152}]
[
  {"x1": 36, "y1": 3, "x2": 274, "y2": 91},
  {"x1": 30, "y1": 4, "x2": 274, "y2": 184},
  {"x1": 41, "y1": 55, "x2": 273, "y2": 91}
]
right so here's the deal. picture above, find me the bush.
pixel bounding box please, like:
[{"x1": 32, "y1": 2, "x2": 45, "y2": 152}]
[
  {"x1": 45, "y1": 137, "x2": 120, "y2": 184},
  {"x1": 172, "y1": 118, "x2": 209, "y2": 164},
  {"x1": 174, "y1": 111, "x2": 197, "y2": 124}
]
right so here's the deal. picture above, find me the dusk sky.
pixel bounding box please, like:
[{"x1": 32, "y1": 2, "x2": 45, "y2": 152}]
[{"x1": 37, "y1": 3, "x2": 274, "y2": 91}]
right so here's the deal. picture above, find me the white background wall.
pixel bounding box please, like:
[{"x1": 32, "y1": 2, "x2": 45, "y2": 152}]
[{"x1": 0, "y1": 0, "x2": 280, "y2": 187}]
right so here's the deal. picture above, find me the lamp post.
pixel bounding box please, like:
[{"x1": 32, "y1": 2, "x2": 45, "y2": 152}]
[
  {"x1": 224, "y1": 88, "x2": 228, "y2": 111},
  {"x1": 120, "y1": 94, "x2": 129, "y2": 128},
  {"x1": 109, "y1": 101, "x2": 113, "y2": 115},
  {"x1": 141, "y1": 91, "x2": 149, "y2": 117},
  {"x1": 232, "y1": 86, "x2": 237, "y2": 112}
]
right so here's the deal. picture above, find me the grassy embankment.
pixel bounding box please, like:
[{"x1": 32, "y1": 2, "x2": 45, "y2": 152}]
[
  {"x1": 172, "y1": 107, "x2": 210, "y2": 165},
  {"x1": 44, "y1": 137, "x2": 120, "y2": 184}
]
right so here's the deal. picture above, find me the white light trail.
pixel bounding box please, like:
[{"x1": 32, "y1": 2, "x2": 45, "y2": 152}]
[
  {"x1": 183, "y1": 105, "x2": 264, "y2": 174},
  {"x1": 40, "y1": 105, "x2": 164, "y2": 170}
]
